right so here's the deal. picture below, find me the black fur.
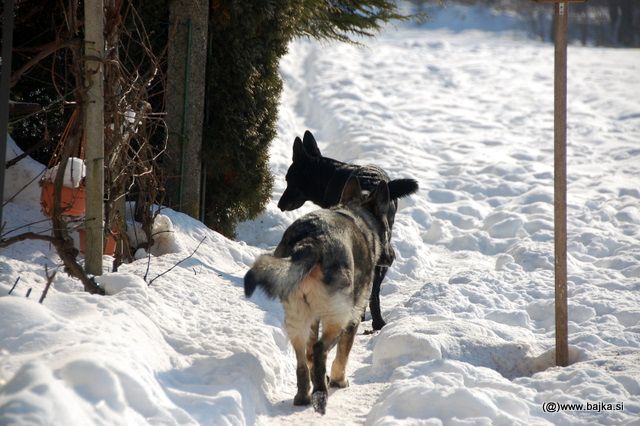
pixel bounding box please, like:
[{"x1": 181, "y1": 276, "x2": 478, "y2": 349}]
[
  {"x1": 388, "y1": 178, "x2": 420, "y2": 200},
  {"x1": 312, "y1": 339, "x2": 328, "y2": 414},
  {"x1": 278, "y1": 131, "x2": 418, "y2": 212},
  {"x1": 278, "y1": 130, "x2": 419, "y2": 330},
  {"x1": 244, "y1": 270, "x2": 258, "y2": 297}
]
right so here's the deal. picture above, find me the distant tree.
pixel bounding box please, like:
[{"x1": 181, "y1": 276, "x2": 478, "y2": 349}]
[
  {"x1": 609, "y1": 0, "x2": 620, "y2": 25},
  {"x1": 614, "y1": 0, "x2": 637, "y2": 46},
  {"x1": 409, "y1": 0, "x2": 639, "y2": 47},
  {"x1": 293, "y1": 1, "x2": 407, "y2": 42},
  {"x1": 201, "y1": 1, "x2": 408, "y2": 237}
]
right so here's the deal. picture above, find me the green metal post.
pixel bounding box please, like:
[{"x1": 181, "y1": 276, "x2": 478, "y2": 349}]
[{"x1": 0, "y1": 0, "x2": 15, "y2": 230}]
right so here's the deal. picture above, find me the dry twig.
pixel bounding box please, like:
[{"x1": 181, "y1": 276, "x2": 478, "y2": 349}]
[
  {"x1": 148, "y1": 236, "x2": 206, "y2": 286},
  {"x1": 39, "y1": 265, "x2": 57, "y2": 303},
  {"x1": 8, "y1": 277, "x2": 21, "y2": 295}
]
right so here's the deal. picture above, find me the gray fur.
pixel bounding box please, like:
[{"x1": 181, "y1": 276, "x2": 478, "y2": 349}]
[
  {"x1": 244, "y1": 178, "x2": 388, "y2": 304},
  {"x1": 244, "y1": 176, "x2": 391, "y2": 414},
  {"x1": 245, "y1": 252, "x2": 319, "y2": 300}
]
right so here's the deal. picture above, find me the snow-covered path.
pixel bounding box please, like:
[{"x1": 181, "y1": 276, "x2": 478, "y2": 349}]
[
  {"x1": 1, "y1": 13, "x2": 639, "y2": 426},
  {"x1": 242, "y1": 25, "x2": 640, "y2": 424}
]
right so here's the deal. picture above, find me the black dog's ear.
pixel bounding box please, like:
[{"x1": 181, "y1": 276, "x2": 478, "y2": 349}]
[
  {"x1": 340, "y1": 175, "x2": 363, "y2": 204},
  {"x1": 293, "y1": 137, "x2": 305, "y2": 161},
  {"x1": 373, "y1": 181, "x2": 390, "y2": 216},
  {"x1": 302, "y1": 130, "x2": 322, "y2": 157}
]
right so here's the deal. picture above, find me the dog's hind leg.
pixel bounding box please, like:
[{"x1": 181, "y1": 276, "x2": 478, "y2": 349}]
[
  {"x1": 290, "y1": 336, "x2": 312, "y2": 406},
  {"x1": 330, "y1": 320, "x2": 358, "y2": 388},
  {"x1": 368, "y1": 198, "x2": 398, "y2": 330},
  {"x1": 284, "y1": 299, "x2": 313, "y2": 406},
  {"x1": 370, "y1": 266, "x2": 388, "y2": 330},
  {"x1": 306, "y1": 320, "x2": 319, "y2": 370},
  {"x1": 311, "y1": 322, "x2": 342, "y2": 415}
]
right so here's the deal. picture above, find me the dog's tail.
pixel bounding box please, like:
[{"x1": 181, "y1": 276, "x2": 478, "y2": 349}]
[
  {"x1": 388, "y1": 178, "x2": 419, "y2": 200},
  {"x1": 244, "y1": 247, "x2": 319, "y2": 300}
]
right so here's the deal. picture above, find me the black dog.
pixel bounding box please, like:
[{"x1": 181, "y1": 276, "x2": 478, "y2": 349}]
[{"x1": 277, "y1": 130, "x2": 419, "y2": 330}]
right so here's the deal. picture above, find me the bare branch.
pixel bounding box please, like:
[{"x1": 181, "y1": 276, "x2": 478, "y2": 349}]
[
  {"x1": 8, "y1": 277, "x2": 20, "y2": 295},
  {"x1": 148, "y1": 236, "x2": 206, "y2": 286},
  {"x1": 10, "y1": 38, "x2": 79, "y2": 88},
  {"x1": 5, "y1": 140, "x2": 48, "y2": 168},
  {"x1": 2, "y1": 168, "x2": 46, "y2": 207},
  {"x1": 39, "y1": 265, "x2": 57, "y2": 303},
  {"x1": 1, "y1": 220, "x2": 53, "y2": 239},
  {"x1": 0, "y1": 232, "x2": 56, "y2": 248},
  {"x1": 143, "y1": 250, "x2": 152, "y2": 282}
]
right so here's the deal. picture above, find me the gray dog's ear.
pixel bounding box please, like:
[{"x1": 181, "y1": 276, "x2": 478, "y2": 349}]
[
  {"x1": 373, "y1": 181, "x2": 390, "y2": 216},
  {"x1": 293, "y1": 137, "x2": 305, "y2": 161},
  {"x1": 302, "y1": 130, "x2": 322, "y2": 157},
  {"x1": 340, "y1": 175, "x2": 363, "y2": 204}
]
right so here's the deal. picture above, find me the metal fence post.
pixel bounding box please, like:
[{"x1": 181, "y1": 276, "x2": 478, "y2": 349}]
[{"x1": 0, "y1": 0, "x2": 16, "y2": 231}]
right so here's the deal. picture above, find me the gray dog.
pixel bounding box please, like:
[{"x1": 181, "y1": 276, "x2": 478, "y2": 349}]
[{"x1": 244, "y1": 176, "x2": 392, "y2": 414}]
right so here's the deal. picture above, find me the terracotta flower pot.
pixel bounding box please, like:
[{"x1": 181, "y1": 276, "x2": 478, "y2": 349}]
[
  {"x1": 40, "y1": 181, "x2": 86, "y2": 217},
  {"x1": 78, "y1": 229, "x2": 117, "y2": 257}
]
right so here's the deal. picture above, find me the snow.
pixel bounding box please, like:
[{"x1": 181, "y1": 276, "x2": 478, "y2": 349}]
[
  {"x1": 2, "y1": 6, "x2": 640, "y2": 425},
  {"x1": 43, "y1": 157, "x2": 86, "y2": 188},
  {"x1": 4, "y1": 136, "x2": 46, "y2": 205},
  {"x1": 126, "y1": 213, "x2": 185, "y2": 258},
  {"x1": 95, "y1": 272, "x2": 148, "y2": 295}
]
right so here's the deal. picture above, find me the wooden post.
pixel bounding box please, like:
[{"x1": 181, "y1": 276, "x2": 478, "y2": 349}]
[
  {"x1": 0, "y1": 0, "x2": 15, "y2": 230},
  {"x1": 553, "y1": 1, "x2": 569, "y2": 368},
  {"x1": 165, "y1": 0, "x2": 209, "y2": 219},
  {"x1": 84, "y1": 0, "x2": 105, "y2": 275},
  {"x1": 533, "y1": 0, "x2": 585, "y2": 367}
]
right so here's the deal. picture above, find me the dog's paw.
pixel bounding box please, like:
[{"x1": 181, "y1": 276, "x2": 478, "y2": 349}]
[
  {"x1": 312, "y1": 390, "x2": 327, "y2": 415},
  {"x1": 372, "y1": 319, "x2": 386, "y2": 331},
  {"x1": 293, "y1": 392, "x2": 311, "y2": 406},
  {"x1": 329, "y1": 377, "x2": 349, "y2": 388}
]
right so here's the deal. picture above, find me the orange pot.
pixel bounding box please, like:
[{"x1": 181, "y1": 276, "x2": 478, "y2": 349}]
[
  {"x1": 78, "y1": 229, "x2": 118, "y2": 257},
  {"x1": 41, "y1": 181, "x2": 86, "y2": 217}
]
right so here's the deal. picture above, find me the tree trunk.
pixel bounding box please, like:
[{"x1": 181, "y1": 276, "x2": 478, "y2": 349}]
[
  {"x1": 164, "y1": 0, "x2": 209, "y2": 219},
  {"x1": 617, "y1": 0, "x2": 634, "y2": 46},
  {"x1": 609, "y1": 0, "x2": 620, "y2": 28},
  {"x1": 84, "y1": 0, "x2": 105, "y2": 275}
]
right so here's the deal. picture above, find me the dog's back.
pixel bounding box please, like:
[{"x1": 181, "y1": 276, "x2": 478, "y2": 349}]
[
  {"x1": 244, "y1": 203, "x2": 383, "y2": 311},
  {"x1": 245, "y1": 177, "x2": 389, "y2": 349}
]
